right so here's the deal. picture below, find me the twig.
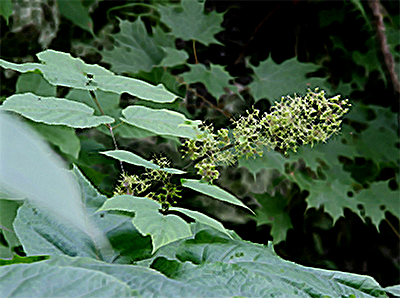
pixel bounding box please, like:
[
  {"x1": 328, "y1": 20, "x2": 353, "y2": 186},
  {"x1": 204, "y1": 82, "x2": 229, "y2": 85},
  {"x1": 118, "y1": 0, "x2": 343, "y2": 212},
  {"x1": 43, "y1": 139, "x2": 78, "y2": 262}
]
[
  {"x1": 193, "y1": 40, "x2": 198, "y2": 64},
  {"x1": 89, "y1": 90, "x2": 125, "y2": 174},
  {"x1": 367, "y1": 0, "x2": 400, "y2": 94}
]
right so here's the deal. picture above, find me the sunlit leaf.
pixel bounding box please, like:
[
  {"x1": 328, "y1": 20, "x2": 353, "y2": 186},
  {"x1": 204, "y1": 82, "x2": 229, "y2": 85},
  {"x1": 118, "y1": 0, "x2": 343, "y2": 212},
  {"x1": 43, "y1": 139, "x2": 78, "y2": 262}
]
[
  {"x1": 181, "y1": 179, "x2": 254, "y2": 213},
  {"x1": 101, "y1": 150, "x2": 185, "y2": 174},
  {"x1": 0, "y1": 93, "x2": 114, "y2": 128},
  {"x1": 121, "y1": 105, "x2": 201, "y2": 138}
]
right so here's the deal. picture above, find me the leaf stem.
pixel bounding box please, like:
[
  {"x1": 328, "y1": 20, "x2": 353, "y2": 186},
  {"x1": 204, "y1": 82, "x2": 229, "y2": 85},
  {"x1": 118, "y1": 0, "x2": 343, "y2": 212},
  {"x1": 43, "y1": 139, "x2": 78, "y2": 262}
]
[{"x1": 193, "y1": 40, "x2": 198, "y2": 64}]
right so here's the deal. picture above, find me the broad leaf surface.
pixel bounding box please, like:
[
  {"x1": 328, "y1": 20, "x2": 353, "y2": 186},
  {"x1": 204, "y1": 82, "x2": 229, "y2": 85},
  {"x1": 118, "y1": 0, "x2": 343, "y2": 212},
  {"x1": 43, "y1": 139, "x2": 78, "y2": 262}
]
[
  {"x1": 181, "y1": 179, "x2": 254, "y2": 213},
  {"x1": 249, "y1": 56, "x2": 327, "y2": 101},
  {"x1": 0, "y1": 259, "x2": 135, "y2": 297},
  {"x1": 101, "y1": 150, "x2": 185, "y2": 174},
  {"x1": 0, "y1": 93, "x2": 114, "y2": 128},
  {"x1": 0, "y1": 50, "x2": 177, "y2": 103},
  {"x1": 181, "y1": 63, "x2": 233, "y2": 99},
  {"x1": 121, "y1": 105, "x2": 201, "y2": 138},
  {"x1": 158, "y1": 0, "x2": 224, "y2": 45},
  {"x1": 98, "y1": 195, "x2": 192, "y2": 253}
]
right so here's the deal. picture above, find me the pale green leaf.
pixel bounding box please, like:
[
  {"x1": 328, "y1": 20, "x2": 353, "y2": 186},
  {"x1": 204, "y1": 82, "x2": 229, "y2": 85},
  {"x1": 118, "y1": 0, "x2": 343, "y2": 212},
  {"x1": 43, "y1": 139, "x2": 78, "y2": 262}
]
[
  {"x1": 0, "y1": 200, "x2": 21, "y2": 258},
  {"x1": 0, "y1": 50, "x2": 177, "y2": 103},
  {"x1": 158, "y1": 0, "x2": 224, "y2": 45},
  {"x1": 134, "y1": 210, "x2": 192, "y2": 253},
  {"x1": 97, "y1": 195, "x2": 192, "y2": 253},
  {"x1": 181, "y1": 63, "x2": 233, "y2": 99},
  {"x1": 101, "y1": 150, "x2": 185, "y2": 174},
  {"x1": 249, "y1": 56, "x2": 327, "y2": 101},
  {"x1": 0, "y1": 93, "x2": 114, "y2": 128},
  {"x1": 181, "y1": 179, "x2": 254, "y2": 213},
  {"x1": 170, "y1": 207, "x2": 232, "y2": 238},
  {"x1": 0, "y1": 259, "x2": 134, "y2": 297},
  {"x1": 57, "y1": 0, "x2": 94, "y2": 35},
  {"x1": 121, "y1": 105, "x2": 201, "y2": 138},
  {"x1": 238, "y1": 147, "x2": 287, "y2": 177},
  {"x1": 159, "y1": 47, "x2": 189, "y2": 67},
  {"x1": 97, "y1": 195, "x2": 160, "y2": 214}
]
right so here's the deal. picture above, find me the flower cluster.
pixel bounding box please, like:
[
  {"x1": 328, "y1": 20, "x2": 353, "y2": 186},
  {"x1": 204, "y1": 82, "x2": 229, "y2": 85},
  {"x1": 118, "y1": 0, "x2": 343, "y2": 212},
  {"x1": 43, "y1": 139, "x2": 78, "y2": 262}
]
[
  {"x1": 182, "y1": 88, "x2": 351, "y2": 182},
  {"x1": 114, "y1": 156, "x2": 181, "y2": 211}
]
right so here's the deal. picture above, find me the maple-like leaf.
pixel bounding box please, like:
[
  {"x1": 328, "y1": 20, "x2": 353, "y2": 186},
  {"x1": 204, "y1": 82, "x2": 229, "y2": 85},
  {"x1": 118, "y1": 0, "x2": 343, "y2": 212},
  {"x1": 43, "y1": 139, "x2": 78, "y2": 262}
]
[
  {"x1": 248, "y1": 57, "x2": 327, "y2": 102},
  {"x1": 252, "y1": 192, "x2": 293, "y2": 244},
  {"x1": 181, "y1": 63, "x2": 233, "y2": 99},
  {"x1": 157, "y1": 0, "x2": 224, "y2": 45},
  {"x1": 101, "y1": 19, "x2": 164, "y2": 73}
]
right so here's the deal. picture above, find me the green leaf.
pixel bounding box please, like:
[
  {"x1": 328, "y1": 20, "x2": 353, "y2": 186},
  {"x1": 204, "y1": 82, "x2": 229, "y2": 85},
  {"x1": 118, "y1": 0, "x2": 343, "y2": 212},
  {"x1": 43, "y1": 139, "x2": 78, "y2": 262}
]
[
  {"x1": 98, "y1": 195, "x2": 192, "y2": 253},
  {"x1": 181, "y1": 63, "x2": 233, "y2": 99},
  {"x1": 57, "y1": 0, "x2": 94, "y2": 35},
  {"x1": 158, "y1": 0, "x2": 224, "y2": 45},
  {"x1": 0, "y1": 255, "x2": 49, "y2": 266},
  {"x1": 0, "y1": 200, "x2": 21, "y2": 258},
  {"x1": 252, "y1": 192, "x2": 293, "y2": 244},
  {"x1": 354, "y1": 182, "x2": 400, "y2": 230},
  {"x1": 249, "y1": 56, "x2": 327, "y2": 101},
  {"x1": 144, "y1": 227, "x2": 389, "y2": 297},
  {"x1": 29, "y1": 122, "x2": 81, "y2": 159},
  {"x1": 0, "y1": 93, "x2": 114, "y2": 128},
  {"x1": 101, "y1": 150, "x2": 185, "y2": 174},
  {"x1": 0, "y1": 50, "x2": 177, "y2": 103},
  {"x1": 159, "y1": 47, "x2": 189, "y2": 67},
  {"x1": 0, "y1": 258, "x2": 135, "y2": 297},
  {"x1": 0, "y1": 0, "x2": 13, "y2": 25},
  {"x1": 181, "y1": 179, "x2": 254, "y2": 213},
  {"x1": 134, "y1": 210, "x2": 192, "y2": 253},
  {"x1": 13, "y1": 203, "x2": 102, "y2": 258},
  {"x1": 102, "y1": 19, "x2": 165, "y2": 73},
  {"x1": 16, "y1": 72, "x2": 56, "y2": 97},
  {"x1": 121, "y1": 105, "x2": 201, "y2": 138},
  {"x1": 170, "y1": 207, "x2": 232, "y2": 238}
]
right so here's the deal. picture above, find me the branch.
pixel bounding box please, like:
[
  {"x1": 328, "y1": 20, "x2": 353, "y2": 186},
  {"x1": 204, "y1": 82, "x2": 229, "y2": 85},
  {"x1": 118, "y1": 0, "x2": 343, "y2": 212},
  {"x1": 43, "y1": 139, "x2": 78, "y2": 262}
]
[{"x1": 367, "y1": 0, "x2": 400, "y2": 94}]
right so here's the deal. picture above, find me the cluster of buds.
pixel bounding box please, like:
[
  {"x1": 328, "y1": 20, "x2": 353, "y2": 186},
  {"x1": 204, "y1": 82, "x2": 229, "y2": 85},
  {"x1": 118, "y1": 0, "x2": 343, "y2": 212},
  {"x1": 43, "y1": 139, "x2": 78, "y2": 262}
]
[{"x1": 182, "y1": 88, "x2": 351, "y2": 182}]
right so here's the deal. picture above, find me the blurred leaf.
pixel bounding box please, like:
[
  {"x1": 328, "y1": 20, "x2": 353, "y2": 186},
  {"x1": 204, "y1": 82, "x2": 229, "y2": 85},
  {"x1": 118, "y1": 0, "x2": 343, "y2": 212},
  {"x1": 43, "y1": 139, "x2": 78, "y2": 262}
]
[
  {"x1": 29, "y1": 122, "x2": 81, "y2": 159},
  {"x1": 121, "y1": 105, "x2": 201, "y2": 138},
  {"x1": 0, "y1": 93, "x2": 114, "y2": 128},
  {"x1": 16, "y1": 72, "x2": 56, "y2": 97},
  {"x1": 238, "y1": 148, "x2": 287, "y2": 177},
  {"x1": 181, "y1": 63, "x2": 233, "y2": 99},
  {"x1": 0, "y1": 50, "x2": 177, "y2": 103},
  {"x1": 158, "y1": 0, "x2": 224, "y2": 45},
  {"x1": 181, "y1": 179, "x2": 254, "y2": 213},
  {"x1": 0, "y1": 0, "x2": 13, "y2": 25},
  {"x1": 57, "y1": 0, "x2": 94, "y2": 35},
  {"x1": 252, "y1": 192, "x2": 293, "y2": 244},
  {"x1": 249, "y1": 56, "x2": 327, "y2": 102}
]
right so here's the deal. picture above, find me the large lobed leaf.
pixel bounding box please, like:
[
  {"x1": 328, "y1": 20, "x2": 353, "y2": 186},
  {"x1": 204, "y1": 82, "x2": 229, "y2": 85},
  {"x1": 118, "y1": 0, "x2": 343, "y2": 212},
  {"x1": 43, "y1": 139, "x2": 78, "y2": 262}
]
[
  {"x1": 0, "y1": 227, "x2": 392, "y2": 297},
  {"x1": 0, "y1": 50, "x2": 177, "y2": 103},
  {"x1": 0, "y1": 93, "x2": 114, "y2": 128},
  {"x1": 157, "y1": 0, "x2": 224, "y2": 45}
]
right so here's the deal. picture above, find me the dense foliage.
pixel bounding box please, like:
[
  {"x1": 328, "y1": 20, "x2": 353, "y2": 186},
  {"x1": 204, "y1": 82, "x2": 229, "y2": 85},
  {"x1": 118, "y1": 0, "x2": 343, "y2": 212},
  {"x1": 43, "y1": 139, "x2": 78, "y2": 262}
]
[{"x1": 0, "y1": 0, "x2": 398, "y2": 297}]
